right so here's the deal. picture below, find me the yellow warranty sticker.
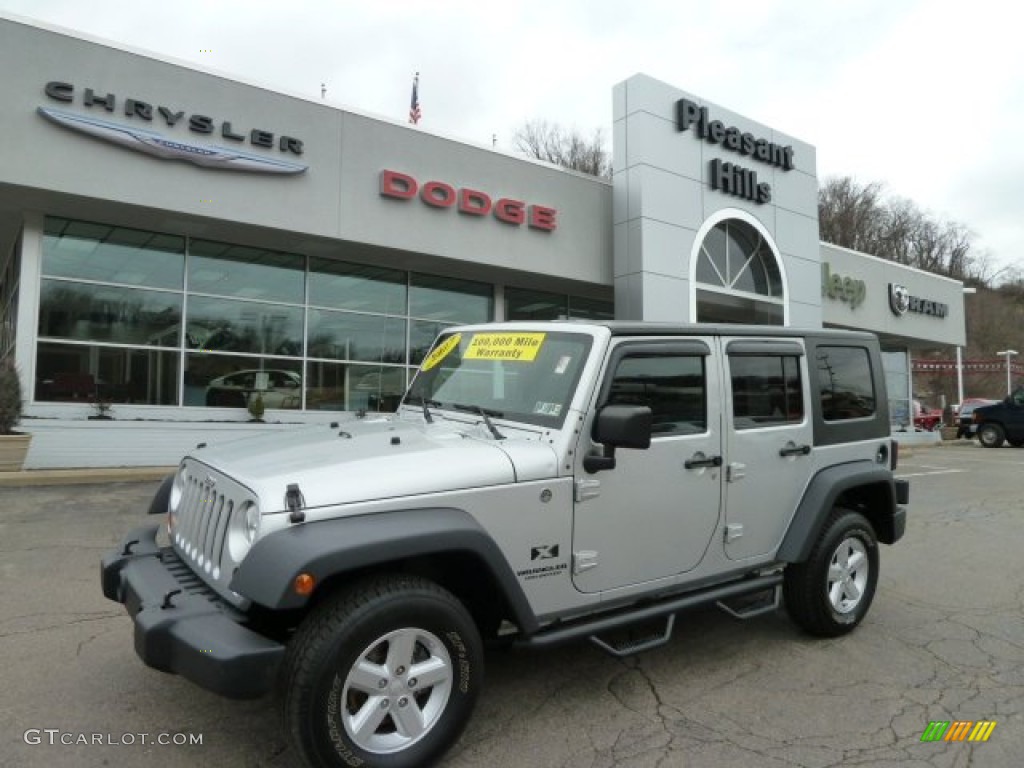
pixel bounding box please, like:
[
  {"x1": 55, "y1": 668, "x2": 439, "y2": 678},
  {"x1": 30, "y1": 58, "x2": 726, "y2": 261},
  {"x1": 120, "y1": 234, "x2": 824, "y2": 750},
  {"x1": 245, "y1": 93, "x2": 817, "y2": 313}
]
[
  {"x1": 464, "y1": 332, "x2": 546, "y2": 362},
  {"x1": 421, "y1": 333, "x2": 462, "y2": 371}
]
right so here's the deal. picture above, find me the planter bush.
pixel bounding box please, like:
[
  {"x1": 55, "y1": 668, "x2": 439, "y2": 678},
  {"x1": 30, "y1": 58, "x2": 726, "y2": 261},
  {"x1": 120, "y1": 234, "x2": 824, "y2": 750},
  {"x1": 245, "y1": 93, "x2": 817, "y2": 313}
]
[{"x1": 0, "y1": 361, "x2": 31, "y2": 470}]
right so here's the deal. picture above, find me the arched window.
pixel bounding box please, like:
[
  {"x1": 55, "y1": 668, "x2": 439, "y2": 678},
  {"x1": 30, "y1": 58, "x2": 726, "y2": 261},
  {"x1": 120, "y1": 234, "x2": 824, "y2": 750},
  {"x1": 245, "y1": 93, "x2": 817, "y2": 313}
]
[{"x1": 695, "y1": 218, "x2": 784, "y2": 325}]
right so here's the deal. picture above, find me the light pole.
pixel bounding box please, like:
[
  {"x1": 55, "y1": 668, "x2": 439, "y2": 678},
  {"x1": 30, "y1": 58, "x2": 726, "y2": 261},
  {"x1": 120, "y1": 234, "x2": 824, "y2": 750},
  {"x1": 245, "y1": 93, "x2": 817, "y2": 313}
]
[
  {"x1": 957, "y1": 287, "x2": 977, "y2": 406},
  {"x1": 996, "y1": 349, "x2": 1018, "y2": 396}
]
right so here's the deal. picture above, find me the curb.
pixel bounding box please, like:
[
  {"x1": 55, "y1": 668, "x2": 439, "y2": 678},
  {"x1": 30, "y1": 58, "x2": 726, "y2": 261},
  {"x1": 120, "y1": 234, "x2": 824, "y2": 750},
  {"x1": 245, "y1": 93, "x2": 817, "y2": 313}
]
[{"x1": 0, "y1": 466, "x2": 175, "y2": 487}]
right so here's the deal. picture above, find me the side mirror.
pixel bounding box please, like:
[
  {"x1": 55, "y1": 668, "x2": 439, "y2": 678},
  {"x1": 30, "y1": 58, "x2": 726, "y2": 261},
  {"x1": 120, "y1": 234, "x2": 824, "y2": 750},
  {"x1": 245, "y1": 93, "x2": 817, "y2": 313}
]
[{"x1": 584, "y1": 405, "x2": 652, "y2": 473}]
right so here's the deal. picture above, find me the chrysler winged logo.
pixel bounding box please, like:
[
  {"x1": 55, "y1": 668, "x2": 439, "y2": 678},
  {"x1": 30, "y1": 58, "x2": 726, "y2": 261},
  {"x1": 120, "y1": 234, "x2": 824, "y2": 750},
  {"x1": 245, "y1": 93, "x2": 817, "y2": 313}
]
[
  {"x1": 38, "y1": 107, "x2": 307, "y2": 175},
  {"x1": 889, "y1": 283, "x2": 910, "y2": 316}
]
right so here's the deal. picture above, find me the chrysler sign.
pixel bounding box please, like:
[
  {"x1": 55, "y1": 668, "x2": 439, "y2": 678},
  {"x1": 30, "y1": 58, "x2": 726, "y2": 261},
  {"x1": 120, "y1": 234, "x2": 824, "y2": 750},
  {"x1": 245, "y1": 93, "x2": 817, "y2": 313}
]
[{"x1": 40, "y1": 81, "x2": 307, "y2": 174}]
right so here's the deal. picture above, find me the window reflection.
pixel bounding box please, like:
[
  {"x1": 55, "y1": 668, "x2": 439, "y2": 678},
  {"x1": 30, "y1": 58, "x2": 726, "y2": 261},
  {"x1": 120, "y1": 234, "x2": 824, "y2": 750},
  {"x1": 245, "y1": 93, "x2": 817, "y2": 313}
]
[
  {"x1": 39, "y1": 280, "x2": 182, "y2": 347},
  {"x1": 410, "y1": 273, "x2": 491, "y2": 322},
  {"x1": 309, "y1": 259, "x2": 407, "y2": 314},
  {"x1": 186, "y1": 296, "x2": 303, "y2": 357},
  {"x1": 305, "y1": 361, "x2": 408, "y2": 412},
  {"x1": 188, "y1": 239, "x2": 304, "y2": 303},
  {"x1": 184, "y1": 354, "x2": 302, "y2": 408},
  {"x1": 816, "y1": 346, "x2": 876, "y2": 420},
  {"x1": 36, "y1": 342, "x2": 179, "y2": 404},
  {"x1": 43, "y1": 217, "x2": 184, "y2": 289},
  {"x1": 307, "y1": 309, "x2": 407, "y2": 364}
]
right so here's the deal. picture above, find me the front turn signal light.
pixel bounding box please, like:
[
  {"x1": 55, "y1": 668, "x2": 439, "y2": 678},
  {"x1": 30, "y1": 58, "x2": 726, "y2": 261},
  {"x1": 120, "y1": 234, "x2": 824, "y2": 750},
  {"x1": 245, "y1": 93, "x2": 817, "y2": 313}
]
[{"x1": 294, "y1": 572, "x2": 316, "y2": 597}]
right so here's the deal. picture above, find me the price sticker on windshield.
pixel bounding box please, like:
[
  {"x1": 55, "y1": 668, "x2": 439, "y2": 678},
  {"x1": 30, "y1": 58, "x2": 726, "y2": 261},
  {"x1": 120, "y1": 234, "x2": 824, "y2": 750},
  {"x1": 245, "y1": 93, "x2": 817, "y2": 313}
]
[
  {"x1": 421, "y1": 333, "x2": 462, "y2": 371},
  {"x1": 465, "y1": 333, "x2": 546, "y2": 362}
]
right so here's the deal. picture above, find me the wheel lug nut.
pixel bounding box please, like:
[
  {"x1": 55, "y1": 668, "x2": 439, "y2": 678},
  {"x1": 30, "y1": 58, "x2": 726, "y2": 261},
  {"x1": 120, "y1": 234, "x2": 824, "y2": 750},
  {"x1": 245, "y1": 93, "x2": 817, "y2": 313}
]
[
  {"x1": 396, "y1": 666, "x2": 406, "y2": 675},
  {"x1": 378, "y1": 679, "x2": 388, "y2": 689},
  {"x1": 380, "y1": 699, "x2": 389, "y2": 709},
  {"x1": 398, "y1": 697, "x2": 408, "y2": 707},
  {"x1": 408, "y1": 678, "x2": 418, "y2": 688}
]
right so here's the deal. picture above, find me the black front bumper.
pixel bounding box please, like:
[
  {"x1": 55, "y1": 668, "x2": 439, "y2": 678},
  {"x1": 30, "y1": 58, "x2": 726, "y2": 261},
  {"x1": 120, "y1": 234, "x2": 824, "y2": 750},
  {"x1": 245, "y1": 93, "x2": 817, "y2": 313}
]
[{"x1": 101, "y1": 524, "x2": 284, "y2": 699}]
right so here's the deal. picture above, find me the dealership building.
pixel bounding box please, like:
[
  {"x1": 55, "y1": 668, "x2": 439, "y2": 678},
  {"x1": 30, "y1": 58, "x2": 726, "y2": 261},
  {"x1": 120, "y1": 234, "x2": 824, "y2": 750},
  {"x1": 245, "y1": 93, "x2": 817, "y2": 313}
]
[{"x1": 0, "y1": 14, "x2": 967, "y2": 468}]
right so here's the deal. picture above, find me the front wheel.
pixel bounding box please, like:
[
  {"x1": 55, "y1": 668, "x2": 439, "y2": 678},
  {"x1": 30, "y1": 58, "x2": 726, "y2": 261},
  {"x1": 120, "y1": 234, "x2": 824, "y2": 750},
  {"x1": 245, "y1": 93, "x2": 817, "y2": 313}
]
[
  {"x1": 281, "y1": 574, "x2": 483, "y2": 768},
  {"x1": 784, "y1": 509, "x2": 879, "y2": 637},
  {"x1": 977, "y1": 423, "x2": 1005, "y2": 448}
]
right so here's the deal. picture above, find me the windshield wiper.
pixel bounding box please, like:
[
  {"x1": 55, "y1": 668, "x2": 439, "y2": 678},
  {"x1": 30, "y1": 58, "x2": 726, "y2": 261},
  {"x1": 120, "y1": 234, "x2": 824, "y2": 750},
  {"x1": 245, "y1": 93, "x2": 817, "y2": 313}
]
[
  {"x1": 453, "y1": 403, "x2": 505, "y2": 440},
  {"x1": 405, "y1": 395, "x2": 442, "y2": 424}
]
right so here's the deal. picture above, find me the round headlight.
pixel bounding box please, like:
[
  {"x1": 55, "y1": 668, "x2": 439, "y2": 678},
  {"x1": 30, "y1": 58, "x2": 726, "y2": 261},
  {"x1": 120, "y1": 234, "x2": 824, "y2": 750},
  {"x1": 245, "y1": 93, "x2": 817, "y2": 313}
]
[
  {"x1": 169, "y1": 466, "x2": 185, "y2": 513},
  {"x1": 227, "y1": 500, "x2": 260, "y2": 562},
  {"x1": 244, "y1": 501, "x2": 261, "y2": 543}
]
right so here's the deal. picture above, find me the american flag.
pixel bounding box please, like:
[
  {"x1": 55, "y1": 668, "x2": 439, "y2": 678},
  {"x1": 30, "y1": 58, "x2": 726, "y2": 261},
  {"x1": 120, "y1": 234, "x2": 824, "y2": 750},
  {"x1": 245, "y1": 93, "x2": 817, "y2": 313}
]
[{"x1": 409, "y1": 72, "x2": 421, "y2": 125}]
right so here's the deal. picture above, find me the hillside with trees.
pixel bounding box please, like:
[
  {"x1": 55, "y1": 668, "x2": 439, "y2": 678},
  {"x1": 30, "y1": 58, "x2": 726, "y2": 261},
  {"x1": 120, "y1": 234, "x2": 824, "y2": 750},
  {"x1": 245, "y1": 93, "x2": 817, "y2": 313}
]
[{"x1": 817, "y1": 177, "x2": 1023, "y2": 405}]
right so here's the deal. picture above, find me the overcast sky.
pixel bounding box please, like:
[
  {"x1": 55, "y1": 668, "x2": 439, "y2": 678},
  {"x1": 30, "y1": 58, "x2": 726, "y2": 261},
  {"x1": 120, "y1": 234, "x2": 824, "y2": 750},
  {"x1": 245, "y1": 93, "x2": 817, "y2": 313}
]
[{"x1": 2, "y1": 0, "x2": 1021, "y2": 276}]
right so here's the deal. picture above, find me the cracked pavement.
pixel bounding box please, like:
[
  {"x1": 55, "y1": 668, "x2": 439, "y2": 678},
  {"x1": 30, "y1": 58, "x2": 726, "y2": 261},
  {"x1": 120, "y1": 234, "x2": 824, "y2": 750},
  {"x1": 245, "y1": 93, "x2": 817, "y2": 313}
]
[{"x1": 1, "y1": 442, "x2": 1021, "y2": 767}]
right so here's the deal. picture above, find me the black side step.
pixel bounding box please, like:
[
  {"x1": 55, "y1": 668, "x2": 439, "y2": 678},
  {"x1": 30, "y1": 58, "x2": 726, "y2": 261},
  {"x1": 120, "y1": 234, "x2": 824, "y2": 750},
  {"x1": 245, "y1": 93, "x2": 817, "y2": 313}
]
[
  {"x1": 517, "y1": 572, "x2": 783, "y2": 652},
  {"x1": 716, "y1": 585, "x2": 781, "y2": 620},
  {"x1": 590, "y1": 614, "x2": 676, "y2": 657}
]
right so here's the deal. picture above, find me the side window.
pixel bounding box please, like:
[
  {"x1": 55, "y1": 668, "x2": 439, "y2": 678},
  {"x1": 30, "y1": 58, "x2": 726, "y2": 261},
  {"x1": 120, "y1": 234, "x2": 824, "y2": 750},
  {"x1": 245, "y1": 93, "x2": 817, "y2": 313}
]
[
  {"x1": 816, "y1": 346, "x2": 876, "y2": 420},
  {"x1": 606, "y1": 355, "x2": 706, "y2": 435},
  {"x1": 730, "y1": 355, "x2": 803, "y2": 429}
]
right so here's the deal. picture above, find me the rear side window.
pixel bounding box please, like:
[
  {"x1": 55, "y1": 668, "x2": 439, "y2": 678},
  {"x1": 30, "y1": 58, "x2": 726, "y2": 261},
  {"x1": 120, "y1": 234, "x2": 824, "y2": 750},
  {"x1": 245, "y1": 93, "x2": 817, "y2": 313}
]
[
  {"x1": 816, "y1": 346, "x2": 876, "y2": 420},
  {"x1": 730, "y1": 355, "x2": 804, "y2": 429},
  {"x1": 606, "y1": 355, "x2": 706, "y2": 435}
]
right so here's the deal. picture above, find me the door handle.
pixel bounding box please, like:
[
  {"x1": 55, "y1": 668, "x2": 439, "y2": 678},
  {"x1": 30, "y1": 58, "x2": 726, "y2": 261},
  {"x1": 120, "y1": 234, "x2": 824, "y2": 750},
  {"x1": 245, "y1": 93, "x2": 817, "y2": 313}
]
[
  {"x1": 779, "y1": 443, "x2": 811, "y2": 457},
  {"x1": 685, "y1": 453, "x2": 723, "y2": 469}
]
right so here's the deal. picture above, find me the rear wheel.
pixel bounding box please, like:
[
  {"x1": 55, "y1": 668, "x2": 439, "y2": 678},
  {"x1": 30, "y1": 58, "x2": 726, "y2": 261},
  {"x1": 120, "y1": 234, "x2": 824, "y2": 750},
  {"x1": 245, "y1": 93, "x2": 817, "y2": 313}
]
[
  {"x1": 977, "y1": 423, "x2": 1005, "y2": 448},
  {"x1": 281, "y1": 574, "x2": 482, "y2": 768},
  {"x1": 784, "y1": 509, "x2": 879, "y2": 637}
]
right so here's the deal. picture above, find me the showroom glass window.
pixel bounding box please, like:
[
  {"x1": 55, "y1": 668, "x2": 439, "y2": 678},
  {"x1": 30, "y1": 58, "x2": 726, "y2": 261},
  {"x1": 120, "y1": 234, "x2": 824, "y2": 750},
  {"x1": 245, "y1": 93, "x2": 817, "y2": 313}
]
[
  {"x1": 37, "y1": 218, "x2": 184, "y2": 405},
  {"x1": 36, "y1": 218, "x2": 497, "y2": 412},
  {"x1": 505, "y1": 287, "x2": 614, "y2": 321}
]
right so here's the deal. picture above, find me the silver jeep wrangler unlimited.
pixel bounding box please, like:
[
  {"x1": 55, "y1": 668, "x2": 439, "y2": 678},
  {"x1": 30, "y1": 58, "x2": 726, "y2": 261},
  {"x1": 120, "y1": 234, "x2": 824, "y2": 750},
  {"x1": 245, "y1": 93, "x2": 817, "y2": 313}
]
[{"x1": 102, "y1": 321, "x2": 909, "y2": 768}]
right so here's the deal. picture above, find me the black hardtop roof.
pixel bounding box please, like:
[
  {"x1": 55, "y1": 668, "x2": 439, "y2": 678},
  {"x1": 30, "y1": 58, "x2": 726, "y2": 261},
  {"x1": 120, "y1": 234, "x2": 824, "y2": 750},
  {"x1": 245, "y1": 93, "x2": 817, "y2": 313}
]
[{"x1": 567, "y1": 320, "x2": 879, "y2": 343}]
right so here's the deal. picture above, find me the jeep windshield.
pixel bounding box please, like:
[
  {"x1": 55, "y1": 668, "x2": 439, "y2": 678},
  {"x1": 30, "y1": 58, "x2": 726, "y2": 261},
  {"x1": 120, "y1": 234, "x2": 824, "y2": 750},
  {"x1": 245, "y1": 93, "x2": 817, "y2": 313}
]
[{"x1": 404, "y1": 330, "x2": 593, "y2": 429}]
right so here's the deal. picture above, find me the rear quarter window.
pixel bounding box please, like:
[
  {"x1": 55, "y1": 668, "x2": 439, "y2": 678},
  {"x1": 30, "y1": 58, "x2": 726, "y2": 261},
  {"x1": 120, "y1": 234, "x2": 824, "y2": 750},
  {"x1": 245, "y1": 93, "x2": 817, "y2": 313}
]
[{"x1": 816, "y1": 346, "x2": 876, "y2": 421}]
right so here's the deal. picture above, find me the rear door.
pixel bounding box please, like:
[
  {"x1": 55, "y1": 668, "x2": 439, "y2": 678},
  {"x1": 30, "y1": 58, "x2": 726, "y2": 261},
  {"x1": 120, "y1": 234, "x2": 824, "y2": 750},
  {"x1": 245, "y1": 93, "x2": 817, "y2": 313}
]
[{"x1": 722, "y1": 338, "x2": 814, "y2": 560}]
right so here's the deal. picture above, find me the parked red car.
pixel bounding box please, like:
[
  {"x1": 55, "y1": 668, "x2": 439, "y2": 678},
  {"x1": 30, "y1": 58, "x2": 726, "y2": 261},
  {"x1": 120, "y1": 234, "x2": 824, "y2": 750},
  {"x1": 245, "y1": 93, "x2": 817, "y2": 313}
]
[{"x1": 913, "y1": 402, "x2": 943, "y2": 431}]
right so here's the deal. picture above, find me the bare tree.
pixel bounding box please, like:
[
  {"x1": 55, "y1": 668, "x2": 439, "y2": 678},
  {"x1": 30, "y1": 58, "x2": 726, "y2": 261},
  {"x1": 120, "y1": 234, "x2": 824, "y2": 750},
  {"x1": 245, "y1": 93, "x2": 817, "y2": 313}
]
[
  {"x1": 513, "y1": 120, "x2": 610, "y2": 177},
  {"x1": 818, "y1": 176, "x2": 990, "y2": 283}
]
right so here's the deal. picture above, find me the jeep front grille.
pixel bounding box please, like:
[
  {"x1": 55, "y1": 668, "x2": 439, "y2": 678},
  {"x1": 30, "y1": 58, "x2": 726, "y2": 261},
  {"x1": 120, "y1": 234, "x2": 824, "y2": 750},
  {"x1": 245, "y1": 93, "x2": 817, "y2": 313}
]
[{"x1": 171, "y1": 460, "x2": 254, "y2": 605}]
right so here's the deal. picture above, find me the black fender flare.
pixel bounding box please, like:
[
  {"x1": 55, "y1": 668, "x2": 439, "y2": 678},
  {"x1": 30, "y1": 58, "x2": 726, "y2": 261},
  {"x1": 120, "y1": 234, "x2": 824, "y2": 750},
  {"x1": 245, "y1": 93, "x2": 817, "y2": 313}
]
[
  {"x1": 777, "y1": 462, "x2": 900, "y2": 563},
  {"x1": 230, "y1": 507, "x2": 539, "y2": 634}
]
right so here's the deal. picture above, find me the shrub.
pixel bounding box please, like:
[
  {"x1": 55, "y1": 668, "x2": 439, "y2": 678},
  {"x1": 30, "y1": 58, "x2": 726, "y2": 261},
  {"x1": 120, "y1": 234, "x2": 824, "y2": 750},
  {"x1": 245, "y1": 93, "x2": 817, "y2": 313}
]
[{"x1": 0, "y1": 361, "x2": 23, "y2": 435}]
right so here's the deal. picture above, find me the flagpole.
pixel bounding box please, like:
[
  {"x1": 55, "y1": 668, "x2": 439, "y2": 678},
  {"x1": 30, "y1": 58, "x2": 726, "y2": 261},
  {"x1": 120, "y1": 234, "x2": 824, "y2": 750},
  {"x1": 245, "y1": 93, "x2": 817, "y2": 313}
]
[{"x1": 409, "y1": 72, "x2": 421, "y2": 125}]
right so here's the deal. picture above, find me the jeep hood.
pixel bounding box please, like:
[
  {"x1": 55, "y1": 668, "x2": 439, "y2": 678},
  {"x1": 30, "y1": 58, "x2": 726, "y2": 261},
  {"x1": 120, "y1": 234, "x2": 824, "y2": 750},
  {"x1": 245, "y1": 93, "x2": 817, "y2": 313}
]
[{"x1": 188, "y1": 418, "x2": 558, "y2": 511}]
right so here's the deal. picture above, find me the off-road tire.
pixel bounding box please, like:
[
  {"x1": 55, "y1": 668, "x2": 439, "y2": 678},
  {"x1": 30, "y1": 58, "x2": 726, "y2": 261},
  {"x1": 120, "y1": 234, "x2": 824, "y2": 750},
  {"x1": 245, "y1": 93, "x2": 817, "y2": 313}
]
[
  {"x1": 977, "y1": 423, "x2": 1005, "y2": 448},
  {"x1": 281, "y1": 574, "x2": 482, "y2": 768},
  {"x1": 784, "y1": 509, "x2": 879, "y2": 637}
]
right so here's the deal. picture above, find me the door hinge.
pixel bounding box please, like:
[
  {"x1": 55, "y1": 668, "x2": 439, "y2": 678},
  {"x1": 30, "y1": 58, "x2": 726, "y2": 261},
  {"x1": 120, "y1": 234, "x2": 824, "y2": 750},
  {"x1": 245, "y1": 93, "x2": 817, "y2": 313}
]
[
  {"x1": 727, "y1": 462, "x2": 746, "y2": 483},
  {"x1": 724, "y1": 524, "x2": 744, "y2": 543},
  {"x1": 573, "y1": 551, "x2": 599, "y2": 574},
  {"x1": 575, "y1": 477, "x2": 601, "y2": 502}
]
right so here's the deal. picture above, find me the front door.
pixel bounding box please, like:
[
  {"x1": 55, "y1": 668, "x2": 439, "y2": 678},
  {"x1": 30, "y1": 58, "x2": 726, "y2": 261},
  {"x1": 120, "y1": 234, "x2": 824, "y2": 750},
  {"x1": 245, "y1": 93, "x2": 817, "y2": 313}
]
[
  {"x1": 572, "y1": 339, "x2": 722, "y2": 593},
  {"x1": 722, "y1": 338, "x2": 815, "y2": 560}
]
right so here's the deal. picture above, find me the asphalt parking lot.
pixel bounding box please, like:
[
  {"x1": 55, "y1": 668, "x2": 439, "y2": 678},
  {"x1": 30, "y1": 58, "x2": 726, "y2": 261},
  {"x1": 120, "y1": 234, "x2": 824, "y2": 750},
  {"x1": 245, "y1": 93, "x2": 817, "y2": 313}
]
[{"x1": 1, "y1": 442, "x2": 1022, "y2": 767}]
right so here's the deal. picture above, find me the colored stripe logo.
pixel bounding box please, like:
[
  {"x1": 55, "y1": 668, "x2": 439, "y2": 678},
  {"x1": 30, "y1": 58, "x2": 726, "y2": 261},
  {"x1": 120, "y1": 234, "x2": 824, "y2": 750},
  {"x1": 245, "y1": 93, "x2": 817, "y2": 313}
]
[{"x1": 920, "y1": 720, "x2": 996, "y2": 742}]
